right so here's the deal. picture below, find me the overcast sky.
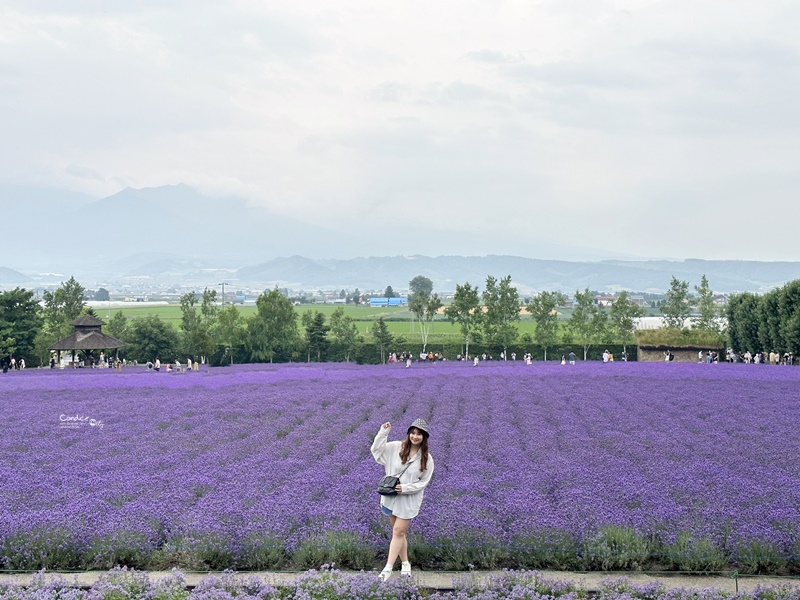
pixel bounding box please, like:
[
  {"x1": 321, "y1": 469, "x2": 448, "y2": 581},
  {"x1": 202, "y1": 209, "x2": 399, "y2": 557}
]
[{"x1": 2, "y1": 1, "x2": 800, "y2": 261}]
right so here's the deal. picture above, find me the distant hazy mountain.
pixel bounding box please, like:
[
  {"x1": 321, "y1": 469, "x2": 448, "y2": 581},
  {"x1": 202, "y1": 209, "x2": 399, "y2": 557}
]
[
  {"x1": 0, "y1": 183, "x2": 344, "y2": 276},
  {"x1": 2, "y1": 183, "x2": 799, "y2": 293},
  {"x1": 236, "y1": 255, "x2": 800, "y2": 294},
  {"x1": 73, "y1": 184, "x2": 341, "y2": 260},
  {"x1": 0, "y1": 183, "x2": 633, "y2": 276},
  {"x1": 0, "y1": 267, "x2": 31, "y2": 284}
]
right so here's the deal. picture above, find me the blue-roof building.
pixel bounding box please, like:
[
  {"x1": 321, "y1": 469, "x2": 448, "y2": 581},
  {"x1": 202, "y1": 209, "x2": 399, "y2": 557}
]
[{"x1": 369, "y1": 297, "x2": 408, "y2": 307}]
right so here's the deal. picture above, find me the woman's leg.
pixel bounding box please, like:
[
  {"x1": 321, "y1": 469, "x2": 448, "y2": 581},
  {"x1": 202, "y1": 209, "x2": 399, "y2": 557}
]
[{"x1": 386, "y1": 516, "x2": 411, "y2": 566}]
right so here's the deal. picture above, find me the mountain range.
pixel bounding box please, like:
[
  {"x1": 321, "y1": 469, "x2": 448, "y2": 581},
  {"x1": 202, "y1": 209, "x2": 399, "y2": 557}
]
[
  {"x1": 235, "y1": 255, "x2": 800, "y2": 294},
  {"x1": 1, "y1": 184, "x2": 799, "y2": 293}
]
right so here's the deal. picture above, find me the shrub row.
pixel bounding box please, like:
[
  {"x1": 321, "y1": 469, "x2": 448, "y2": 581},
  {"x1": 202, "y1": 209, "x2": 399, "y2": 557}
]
[
  {"x1": 207, "y1": 339, "x2": 639, "y2": 366},
  {"x1": 352, "y1": 342, "x2": 638, "y2": 364},
  {"x1": 4, "y1": 527, "x2": 797, "y2": 575}
]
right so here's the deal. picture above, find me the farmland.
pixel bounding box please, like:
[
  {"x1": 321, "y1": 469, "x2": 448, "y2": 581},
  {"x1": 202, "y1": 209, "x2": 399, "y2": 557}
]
[
  {"x1": 1, "y1": 361, "x2": 798, "y2": 574},
  {"x1": 106, "y1": 303, "x2": 495, "y2": 338}
]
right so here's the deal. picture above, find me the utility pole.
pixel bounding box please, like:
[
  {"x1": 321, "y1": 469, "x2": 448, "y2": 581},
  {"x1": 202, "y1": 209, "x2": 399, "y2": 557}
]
[
  {"x1": 218, "y1": 282, "x2": 226, "y2": 307},
  {"x1": 218, "y1": 282, "x2": 232, "y2": 365}
]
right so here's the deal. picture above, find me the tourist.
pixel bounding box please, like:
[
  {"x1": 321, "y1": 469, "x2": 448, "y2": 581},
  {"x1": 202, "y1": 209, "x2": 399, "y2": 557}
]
[
  {"x1": 568, "y1": 351, "x2": 576, "y2": 365},
  {"x1": 371, "y1": 418, "x2": 434, "y2": 581}
]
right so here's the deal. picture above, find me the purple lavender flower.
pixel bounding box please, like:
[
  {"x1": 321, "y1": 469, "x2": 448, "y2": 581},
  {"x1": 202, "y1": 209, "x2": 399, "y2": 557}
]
[{"x1": 0, "y1": 361, "x2": 798, "y2": 571}]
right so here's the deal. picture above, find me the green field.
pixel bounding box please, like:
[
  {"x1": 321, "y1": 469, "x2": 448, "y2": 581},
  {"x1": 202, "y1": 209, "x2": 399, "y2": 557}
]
[
  {"x1": 107, "y1": 301, "x2": 660, "y2": 344},
  {"x1": 107, "y1": 302, "x2": 540, "y2": 339}
]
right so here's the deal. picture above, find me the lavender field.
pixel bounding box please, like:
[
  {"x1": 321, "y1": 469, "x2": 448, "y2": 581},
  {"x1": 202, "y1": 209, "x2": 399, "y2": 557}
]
[{"x1": 1, "y1": 361, "x2": 798, "y2": 574}]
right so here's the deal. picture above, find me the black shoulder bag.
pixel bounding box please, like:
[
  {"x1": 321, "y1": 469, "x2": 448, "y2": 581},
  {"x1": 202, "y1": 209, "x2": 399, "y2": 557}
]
[{"x1": 377, "y1": 456, "x2": 418, "y2": 496}]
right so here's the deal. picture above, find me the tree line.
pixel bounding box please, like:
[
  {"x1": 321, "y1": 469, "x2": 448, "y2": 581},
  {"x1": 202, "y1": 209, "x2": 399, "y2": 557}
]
[
  {"x1": 726, "y1": 279, "x2": 800, "y2": 355},
  {"x1": 2, "y1": 273, "x2": 798, "y2": 368}
]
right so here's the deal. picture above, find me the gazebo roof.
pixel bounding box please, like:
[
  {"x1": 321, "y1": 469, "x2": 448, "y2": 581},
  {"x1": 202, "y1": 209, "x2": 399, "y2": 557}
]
[
  {"x1": 71, "y1": 315, "x2": 106, "y2": 327},
  {"x1": 49, "y1": 330, "x2": 125, "y2": 351},
  {"x1": 49, "y1": 314, "x2": 124, "y2": 351},
  {"x1": 49, "y1": 329, "x2": 125, "y2": 351}
]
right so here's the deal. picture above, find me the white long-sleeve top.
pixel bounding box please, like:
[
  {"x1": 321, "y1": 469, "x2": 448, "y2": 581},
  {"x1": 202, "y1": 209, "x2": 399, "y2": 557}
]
[{"x1": 370, "y1": 425, "x2": 434, "y2": 519}]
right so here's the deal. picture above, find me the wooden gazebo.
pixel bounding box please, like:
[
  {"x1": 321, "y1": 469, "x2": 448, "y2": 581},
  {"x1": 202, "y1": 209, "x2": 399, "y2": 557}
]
[{"x1": 49, "y1": 315, "x2": 125, "y2": 367}]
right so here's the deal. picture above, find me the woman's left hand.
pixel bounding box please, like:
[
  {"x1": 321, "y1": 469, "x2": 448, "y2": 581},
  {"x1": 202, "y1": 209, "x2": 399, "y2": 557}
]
[{"x1": 395, "y1": 484, "x2": 402, "y2": 493}]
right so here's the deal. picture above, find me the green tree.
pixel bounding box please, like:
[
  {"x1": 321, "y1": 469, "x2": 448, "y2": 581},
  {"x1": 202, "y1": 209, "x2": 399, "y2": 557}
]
[
  {"x1": 215, "y1": 304, "x2": 245, "y2": 364},
  {"x1": 329, "y1": 306, "x2": 360, "y2": 362},
  {"x1": 568, "y1": 288, "x2": 608, "y2": 360},
  {"x1": 661, "y1": 276, "x2": 691, "y2": 329},
  {"x1": 126, "y1": 315, "x2": 179, "y2": 363},
  {"x1": 179, "y1": 289, "x2": 218, "y2": 362},
  {"x1": 0, "y1": 288, "x2": 42, "y2": 365},
  {"x1": 444, "y1": 282, "x2": 483, "y2": 359},
  {"x1": 41, "y1": 276, "x2": 85, "y2": 337},
  {"x1": 526, "y1": 290, "x2": 566, "y2": 361},
  {"x1": 106, "y1": 310, "x2": 129, "y2": 342},
  {"x1": 384, "y1": 286, "x2": 396, "y2": 298},
  {"x1": 409, "y1": 275, "x2": 433, "y2": 299},
  {"x1": 408, "y1": 275, "x2": 431, "y2": 336},
  {"x1": 482, "y1": 275, "x2": 520, "y2": 359},
  {"x1": 246, "y1": 288, "x2": 299, "y2": 363},
  {"x1": 778, "y1": 280, "x2": 800, "y2": 353},
  {"x1": 609, "y1": 291, "x2": 645, "y2": 357},
  {"x1": 370, "y1": 317, "x2": 394, "y2": 363},
  {"x1": 302, "y1": 310, "x2": 330, "y2": 362},
  {"x1": 692, "y1": 275, "x2": 720, "y2": 333},
  {"x1": 408, "y1": 275, "x2": 442, "y2": 354},
  {"x1": 94, "y1": 288, "x2": 110, "y2": 302},
  {"x1": 726, "y1": 292, "x2": 761, "y2": 353},
  {"x1": 35, "y1": 276, "x2": 86, "y2": 363},
  {"x1": 757, "y1": 291, "x2": 782, "y2": 353}
]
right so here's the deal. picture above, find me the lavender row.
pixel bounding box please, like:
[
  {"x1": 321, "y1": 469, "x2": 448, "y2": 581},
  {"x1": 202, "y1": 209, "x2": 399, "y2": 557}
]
[
  {"x1": 1, "y1": 361, "x2": 798, "y2": 572},
  {"x1": 2, "y1": 568, "x2": 799, "y2": 600}
]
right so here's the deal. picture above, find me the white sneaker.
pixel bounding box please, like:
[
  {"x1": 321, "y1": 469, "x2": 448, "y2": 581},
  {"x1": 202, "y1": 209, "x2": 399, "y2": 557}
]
[
  {"x1": 378, "y1": 567, "x2": 393, "y2": 582},
  {"x1": 400, "y1": 561, "x2": 412, "y2": 576}
]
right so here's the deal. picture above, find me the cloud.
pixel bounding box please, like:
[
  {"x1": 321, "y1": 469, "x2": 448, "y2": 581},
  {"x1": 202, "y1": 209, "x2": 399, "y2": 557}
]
[
  {"x1": 65, "y1": 164, "x2": 105, "y2": 182},
  {"x1": 2, "y1": 1, "x2": 800, "y2": 260},
  {"x1": 507, "y1": 61, "x2": 651, "y2": 90},
  {"x1": 465, "y1": 49, "x2": 523, "y2": 65}
]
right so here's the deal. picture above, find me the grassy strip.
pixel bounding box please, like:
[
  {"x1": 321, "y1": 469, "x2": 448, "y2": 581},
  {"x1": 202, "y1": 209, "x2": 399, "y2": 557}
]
[{"x1": 3, "y1": 528, "x2": 797, "y2": 575}]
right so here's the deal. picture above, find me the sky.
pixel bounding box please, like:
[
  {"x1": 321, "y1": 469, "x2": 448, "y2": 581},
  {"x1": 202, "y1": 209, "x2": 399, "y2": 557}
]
[{"x1": 2, "y1": 1, "x2": 800, "y2": 261}]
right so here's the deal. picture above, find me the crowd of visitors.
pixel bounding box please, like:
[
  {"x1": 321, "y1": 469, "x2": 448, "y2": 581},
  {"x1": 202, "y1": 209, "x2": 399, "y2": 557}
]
[{"x1": 726, "y1": 349, "x2": 794, "y2": 364}]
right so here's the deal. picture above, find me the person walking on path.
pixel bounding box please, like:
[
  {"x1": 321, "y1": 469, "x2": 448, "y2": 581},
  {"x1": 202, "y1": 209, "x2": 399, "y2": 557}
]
[{"x1": 371, "y1": 418, "x2": 434, "y2": 581}]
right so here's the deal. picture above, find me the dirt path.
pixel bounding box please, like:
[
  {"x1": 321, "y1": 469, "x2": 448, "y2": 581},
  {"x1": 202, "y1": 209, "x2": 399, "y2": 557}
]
[{"x1": 1, "y1": 569, "x2": 798, "y2": 593}]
